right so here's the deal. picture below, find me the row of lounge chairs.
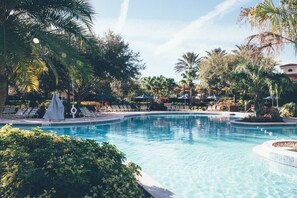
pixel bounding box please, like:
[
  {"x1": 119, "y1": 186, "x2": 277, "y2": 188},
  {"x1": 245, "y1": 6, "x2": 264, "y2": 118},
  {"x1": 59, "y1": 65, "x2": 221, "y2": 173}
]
[
  {"x1": 167, "y1": 105, "x2": 191, "y2": 111},
  {"x1": 107, "y1": 105, "x2": 150, "y2": 112},
  {"x1": 1, "y1": 106, "x2": 39, "y2": 118}
]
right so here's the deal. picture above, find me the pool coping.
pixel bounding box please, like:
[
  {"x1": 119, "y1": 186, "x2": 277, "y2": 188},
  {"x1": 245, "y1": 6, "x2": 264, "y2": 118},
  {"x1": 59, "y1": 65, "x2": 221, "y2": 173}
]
[
  {"x1": 137, "y1": 170, "x2": 177, "y2": 198},
  {"x1": 253, "y1": 140, "x2": 297, "y2": 168},
  {"x1": 0, "y1": 111, "x2": 249, "y2": 126},
  {"x1": 230, "y1": 117, "x2": 297, "y2": 126}
]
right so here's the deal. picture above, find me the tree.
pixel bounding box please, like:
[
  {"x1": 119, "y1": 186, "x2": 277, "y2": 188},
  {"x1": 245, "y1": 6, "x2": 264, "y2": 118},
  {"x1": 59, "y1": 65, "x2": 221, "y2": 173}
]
[
  {"x1": 0, "y1": 0, "x2": 94, "y2": 112},
  {"x1": 175, "y1": 52, "x2": 201, "y2": 73},
  {"x1": 141, "y1": 76, "x2": 176, "y2": 99},
  {"x1": 71, "y1": 32, "x2": 145, "y2": 105},
  {"x1": 240, "y1": 0, "x2": 297, "y2": 54},
  {"x1": 232, "y1": 55, "x2": 292, "y2": 117},
  {"x1": 199, "y1": 48, "x2": 229, "y2": 91},
  {"x1": 180, "y1": 70, "x2": 198, "y2": 103},
  {"x1": 93, "y1": 32, "x2": 145, "y2": 81},
  {"x1": 266, "y1": 73, "x2": 293, "y2": 107}
]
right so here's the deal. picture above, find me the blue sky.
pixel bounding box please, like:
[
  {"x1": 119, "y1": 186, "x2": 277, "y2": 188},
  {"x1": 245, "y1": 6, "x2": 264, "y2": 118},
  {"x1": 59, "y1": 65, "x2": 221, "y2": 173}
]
[{"x1": 90, "y1": 0, "x2": 296, "y2": 80}]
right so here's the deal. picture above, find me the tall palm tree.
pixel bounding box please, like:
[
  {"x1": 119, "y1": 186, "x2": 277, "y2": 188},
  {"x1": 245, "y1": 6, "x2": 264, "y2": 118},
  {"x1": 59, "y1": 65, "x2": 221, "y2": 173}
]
[
  {"x1": 175, "y1": 52, "x2": 201, "y2": 73},
  {"x1": 0, "y1": 0, "x2": 94, "y2": 111},
  {"x1": 205, "y1": 48, "x2": 227, "y2": 58},
  {"x1": 240, "y1": 0, "x2": 297, "y2": 54},
  {"x1": 199, "y1": 48, "x2": 228, "y2": 90},
  {"x1": 180, "y1": 70, "x2": 198, "y2": 104},
  {"x1": 266, "y1": 73, "x2": 293, "y2": 108}
]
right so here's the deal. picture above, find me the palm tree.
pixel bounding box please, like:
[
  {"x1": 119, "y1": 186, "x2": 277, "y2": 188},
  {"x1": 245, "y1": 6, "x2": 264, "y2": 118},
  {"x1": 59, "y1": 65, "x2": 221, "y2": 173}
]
[
  {"x1": 180, "y1": 70, "x2": 198, "y2": 104},
  {"x1": 233, "y1": 56, "x2": 292, "y2": 117},
  {"x1": 240, "y1": 0, "x2": 297, "y2": 54},
  {"x1": 175, "y1": 52, "x2": 201, "y2": 73},
  {"x1": 0, "y1": 0, "x2": 94, "y2": 112},
  {"x1": 266, "y1": 73, "x2": 293, "y2": 108},
  {"x1": 141, "y1": 76, "x2": 176, "y2": 99},
  {"x1": 199, "y1": 48, "x2": 228, "y2": 90}
]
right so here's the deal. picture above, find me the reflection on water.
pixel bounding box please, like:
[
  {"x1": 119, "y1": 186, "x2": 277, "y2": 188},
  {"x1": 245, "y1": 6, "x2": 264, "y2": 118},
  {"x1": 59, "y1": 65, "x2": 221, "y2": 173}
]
[
  {"x1": 40, "y1": 115, "x2": 235, "y2": 143},
  {"x1": 39, "y1": 115, "x2": 297, "y2": 145}
]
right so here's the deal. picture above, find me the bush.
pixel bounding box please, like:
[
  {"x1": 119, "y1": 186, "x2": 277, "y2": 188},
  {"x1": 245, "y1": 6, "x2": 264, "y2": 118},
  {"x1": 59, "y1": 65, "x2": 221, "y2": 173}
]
[
  {"x1": 149, "y1": 102, "x2": 166, "y2": 111},
  {"x1": 241, "y1": 108, "x2": 283, "y2": 122},
  {"x1": 280, "y1": 102, "x2": 297, "y2": 117},
  {"x1": 0, "y1": 125, "x2": 145, "y2": 198}
]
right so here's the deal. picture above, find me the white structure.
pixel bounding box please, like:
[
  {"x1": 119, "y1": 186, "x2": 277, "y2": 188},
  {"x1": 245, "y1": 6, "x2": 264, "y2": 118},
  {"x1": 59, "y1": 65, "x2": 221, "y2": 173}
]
[{"x1": 280, "y1": 63, "x2": 297, "y2": 83}]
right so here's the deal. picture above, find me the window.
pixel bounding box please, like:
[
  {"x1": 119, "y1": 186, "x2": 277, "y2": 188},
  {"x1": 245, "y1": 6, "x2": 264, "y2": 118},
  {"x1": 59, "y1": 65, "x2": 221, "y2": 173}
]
[{"x1": 288, "y1": 68, "x2": 293, "y2": 72}]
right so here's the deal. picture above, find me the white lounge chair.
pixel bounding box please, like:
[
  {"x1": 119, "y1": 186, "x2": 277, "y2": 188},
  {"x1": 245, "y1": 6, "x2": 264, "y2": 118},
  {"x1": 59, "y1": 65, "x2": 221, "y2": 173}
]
[
  {"x1": 13, "y1": 108, "x2": 28, "y2": 118},
  {"x1": 80, "y1": 107, "x2": 97, "y2": 117},
  {"x1": 27, "y1": 107, "x2": 39, "y2": 118},
  {"x1": 1, "y1": 105, "x2": 16, "y2": 114}
]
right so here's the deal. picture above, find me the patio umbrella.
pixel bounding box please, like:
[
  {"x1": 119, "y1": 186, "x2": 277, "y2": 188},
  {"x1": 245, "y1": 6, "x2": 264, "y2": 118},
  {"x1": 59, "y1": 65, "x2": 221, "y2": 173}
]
[
  {"x1": 263, "y1": 96, "x2": 281, "y2": 100},
  {"x1": 206, "y1": 94, "x2": 220, "y2": 101},
  {"x1": 178, "y1": 94, "x2": 190, "y2": 104},
  {"x1": 43, "y1": 92, "x2": 65, "y2": 121},
  {"x1": 135, "y1": 94, "x2": 154, "y2": 99}
]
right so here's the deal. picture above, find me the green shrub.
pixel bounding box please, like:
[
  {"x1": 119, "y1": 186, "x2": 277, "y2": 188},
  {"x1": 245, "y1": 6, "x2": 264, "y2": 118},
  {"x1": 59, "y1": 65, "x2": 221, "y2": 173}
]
[
  {"x1": 280, "y1": 102, "x2": 297, "y2": 117},
  {"x1": 0, "y1": 125, "x2": 145, "y2": 198},
  {"x1": 241, "y1": 108, "x2": 283, "y2": 122}
]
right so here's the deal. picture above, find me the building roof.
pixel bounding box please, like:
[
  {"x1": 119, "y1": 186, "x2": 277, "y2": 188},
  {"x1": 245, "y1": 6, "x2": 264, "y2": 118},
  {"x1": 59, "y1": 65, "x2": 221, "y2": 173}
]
[{"x1": 280, "y1": 63, "x2": 297, "y2": 68}]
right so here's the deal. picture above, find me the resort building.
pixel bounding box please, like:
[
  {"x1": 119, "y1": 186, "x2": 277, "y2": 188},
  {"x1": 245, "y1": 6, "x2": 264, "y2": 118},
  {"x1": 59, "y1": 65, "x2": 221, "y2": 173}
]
[{"x1": 280, "y1": 63, "x2": 297, "y2": 83}]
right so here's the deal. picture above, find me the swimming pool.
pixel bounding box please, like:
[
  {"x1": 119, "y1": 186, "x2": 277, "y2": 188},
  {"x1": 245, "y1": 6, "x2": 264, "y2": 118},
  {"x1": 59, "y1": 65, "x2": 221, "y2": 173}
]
[{"x1": 41, "y1": 114, "x2": 297, "y2": 197}]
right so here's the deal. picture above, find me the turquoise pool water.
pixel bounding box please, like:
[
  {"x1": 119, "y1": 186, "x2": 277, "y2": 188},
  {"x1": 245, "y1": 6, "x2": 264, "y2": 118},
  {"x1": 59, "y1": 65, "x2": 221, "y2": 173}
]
[{"x1": 42, "y1": 114, "x2": 297, "y2": 197}]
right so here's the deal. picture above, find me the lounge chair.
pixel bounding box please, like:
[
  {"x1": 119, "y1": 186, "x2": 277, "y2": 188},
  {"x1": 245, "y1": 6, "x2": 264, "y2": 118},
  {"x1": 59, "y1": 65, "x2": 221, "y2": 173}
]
[
  {"x1": 80, "y1": 107, "x2": 97, "y2": 117},
  {"x1": 179, "y1": 105, "x2": 185, "y2": 111},
  {"x1": 118, "y1": 105, "x2": 127, "y2": 112},
  {"x1": 107, "y1": 105, "x2": 115, "y2": 112},
  {"x1": 13, "y1": 108, "x2": 28, "y2": 118},
  {"x1": 27, "y1": 107, "x2": 39, "y2": 118},
  {"x1": 125, "y1": 105, "x2": 133, "y2": 111},
  {"x1": 184, "y1": 106, "x2": 190, "y2": 111},
  {"x1": 139, "y1": 105, "x2": 149, "y2": 111},
  {"x1": 1, "y1": 105, "x2": 17, "y2": 114}
]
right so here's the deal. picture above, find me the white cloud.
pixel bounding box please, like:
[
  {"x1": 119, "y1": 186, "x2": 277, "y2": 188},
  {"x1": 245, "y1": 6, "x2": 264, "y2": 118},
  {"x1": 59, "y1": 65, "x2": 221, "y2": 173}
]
[
  {"x1": 114, "y1": 0, "x2": 130, "y2": 33},
  {"x1": 92, "y1": 18, "x2": 258, "y2": 80},
  {"x1": 155, "y1": 0, "x2": 243, "y2": 55}
]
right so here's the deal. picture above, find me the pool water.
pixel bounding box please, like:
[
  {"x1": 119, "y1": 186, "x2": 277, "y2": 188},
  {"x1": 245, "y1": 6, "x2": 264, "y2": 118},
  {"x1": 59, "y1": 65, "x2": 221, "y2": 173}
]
[{"x1": 42, "y1": 114, "x2": 297, "y2": 197}]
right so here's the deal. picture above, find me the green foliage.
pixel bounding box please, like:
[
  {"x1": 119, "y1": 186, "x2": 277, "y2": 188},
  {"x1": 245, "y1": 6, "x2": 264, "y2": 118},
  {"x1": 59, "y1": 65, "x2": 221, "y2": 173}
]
[
  {"x1": 0, "y1": 125, "x2": 144, "y2": 198},
  {"x1": 241, "y1": 108, "x2": 283, "y2": 122},
  {"x1": 199, "y1": 48, "x2": 229, "y2": 90},
  {"x1": 280, "y1": 102, "x2": 297, "y2": 117},
  {"x1": 175, "y1": 52, "x2": 201, "y2": 73},
  {"x1": 141, "y1": 76, "x2": 176, "y2": 99}
]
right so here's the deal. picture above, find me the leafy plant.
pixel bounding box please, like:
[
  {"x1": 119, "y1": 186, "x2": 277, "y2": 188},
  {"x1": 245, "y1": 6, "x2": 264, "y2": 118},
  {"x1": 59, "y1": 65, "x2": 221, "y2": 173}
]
[
  {"x1": 0, "y1": 125, "x2": 145, "y2": 197},
  {"x1": 280, "y1": 102, "x2": 297, "y2": 117},
  {"x1": 241, "y1": 107, "x2": 283, "y2": 122}
]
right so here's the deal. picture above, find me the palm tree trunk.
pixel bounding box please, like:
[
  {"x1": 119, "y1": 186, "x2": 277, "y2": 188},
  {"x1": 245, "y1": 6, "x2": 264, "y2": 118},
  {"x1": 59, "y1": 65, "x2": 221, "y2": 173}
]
[
  {"x1": 254, "y1": 93, "x2": 264, "y2": 117},
  {"x1": 189, "y1": 87, "x2": 193, "y2": 105},
  {"x1": 0, "y1": 70, "x2": 8, "y2": 113}
]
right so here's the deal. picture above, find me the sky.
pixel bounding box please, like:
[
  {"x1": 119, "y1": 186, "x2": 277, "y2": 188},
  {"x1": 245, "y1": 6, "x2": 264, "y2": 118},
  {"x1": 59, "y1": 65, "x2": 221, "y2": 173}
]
[{"x1": 90, "y1": 0, "x2": 296, "y2": 81}]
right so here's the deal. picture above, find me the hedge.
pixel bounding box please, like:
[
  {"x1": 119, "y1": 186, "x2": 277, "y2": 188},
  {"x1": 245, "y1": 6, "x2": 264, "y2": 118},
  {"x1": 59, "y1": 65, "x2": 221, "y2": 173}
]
[{"x1": 0, "y1": 125, "x2": 146, "y2": 197}]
